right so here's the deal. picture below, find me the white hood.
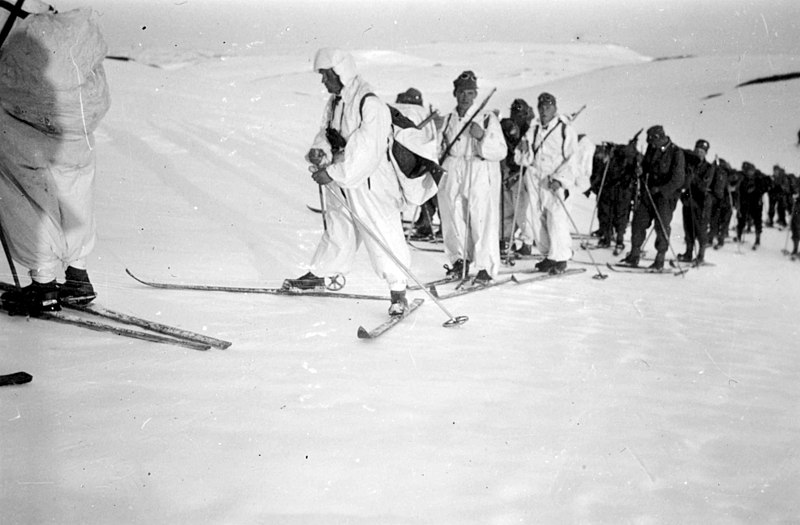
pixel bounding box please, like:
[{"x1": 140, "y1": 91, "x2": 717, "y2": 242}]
[{"x1": 312, "y1": 47, "x2": 357, "y2": 86}]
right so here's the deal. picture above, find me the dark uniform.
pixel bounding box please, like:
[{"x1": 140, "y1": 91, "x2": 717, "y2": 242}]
[
  {"x1": 591, "y1": 139, "x2": 640, "y2": 251},
  {"x1": 790, "y1": 173, "x2": 800, "y2": 256},
  {"x1": 767, "y1": 165, "x2": 791, "y2": 228},
  {"x1": 708, "y1": 158, "x2": 733, "y2": 249},
  {"x1": 621, "y1": 125, "x2": 685, "y2": 270},
  {"x1": 735, "y1": 162, "x2": 770, "y2": 248},
  {"x1": 499, "y1": 98, "x2": 533, "y2": 251},
  {"x1": 678, "y1": 139, "x2": 715, "y2": 263}
]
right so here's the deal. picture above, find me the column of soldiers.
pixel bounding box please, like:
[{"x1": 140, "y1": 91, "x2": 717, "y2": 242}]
[
  {"x1": 403, "y1": 83, "x2": 800, "y2": 279},
  {"x1": 580, "y1": 128, "x2": 800, "y2": 265}
]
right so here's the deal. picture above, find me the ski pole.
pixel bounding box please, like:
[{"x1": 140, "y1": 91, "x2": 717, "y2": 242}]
[
  {"x1": 0, "y1": 214, "x2": 21, "y2": 289},
  {"x1": 583, "y1": 152, "x2": 611, "y2": 249},
  {"x1": 323, "y1": 185, "x2": 468, "y2": 327},
  {"x1": 503, "y1": 166, "x2": 527, "y2": 266},
  {"x1": 317, "y1": 185, "x2": 328, "y2": 231},
  {"x1": 459, "y1": 139, "x2": 474, "y2": 284},
  {"x1": 553, "y1": 187, "x2": 608, "y2": 280},
  {"x1": 643, "y1": 184, "x2": 686, "y2": 276}
]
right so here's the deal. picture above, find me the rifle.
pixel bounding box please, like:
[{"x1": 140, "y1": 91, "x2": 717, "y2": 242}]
[
  {"x1": 438, "y1": 87, "x2": 498, "y2": 164},
  {"x1": 416, "y1": 109, "x2": 439, "y2": 130},
  {"x1": 568, "y1": 104, "x2": 587, "y2": 122}
]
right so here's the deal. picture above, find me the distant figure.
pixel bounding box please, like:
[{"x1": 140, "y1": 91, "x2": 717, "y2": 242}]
[
  {"x1": 587, "y1": 132, "x2": 641, "y2": 255},
  {"x1": 396, "y1": 87, "x2": 440, "y2": 241},
  {"x1": 678, "y1": 139, "x2": 715, "y2": 264},
  {"x1": 734, "y1": 161, "x2": 770, "y2": 250},
  {"x1": 708, "y1": 158, "x2": 734, "y2": 249},
  {"x1": 284, "y1": 48, "x2": 412, "y2": 316},
  {"x1": 438, "y1": 70, "x2": 506, "y2": 284},
  {"x1": 515, "y1": 92, "x2": 581, "y2": 274},
  {"x1": 499, "y1": 98, "x2": 535, "y2": 255},
  {"x1": 766, "y1": 164, "x2": 790, "y2": 228},
  {"x1": 0, "y1": 3, "x2": 110, "y2": 315},
  {"x1": 619, "y1": 125, "x2": 685, "y2": 271},
  {"x1": 789, "y1": 173, "x2": 800, "y2": 258}
]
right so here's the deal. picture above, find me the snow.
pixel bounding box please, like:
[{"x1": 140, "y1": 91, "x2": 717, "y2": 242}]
[{"x1": 3, "y1": 8, "x2": 800, "y2": 525}]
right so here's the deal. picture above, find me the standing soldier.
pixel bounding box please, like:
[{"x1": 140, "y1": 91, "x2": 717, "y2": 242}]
[
  {"x1": 438, "y1": 71, "x2": 506, "y2": 284},
  {"x1": 515, "y1": 92, "x2": 581, "y2": 274},
  {"x1": 0, "y1": 3, "x2": 110, "y2": 314},
  {"x1": 619, "y1": 125, "x2": 685, "y2": 271},
  {"x1": 734, "y1": 161, "x2": 770, "y2": 250},
  {"x1": 766, "y1": 165, "x2": 790, "y2": 228},
  {"x1": 708, "y1": 158, "x2": 733, "y2": 249},
  {"x1": 284, "y1": 48, "x2": 411, "y2": 315},
  {"x1": 789, "y1": 173, "x2": 800, "y2": 258},
  {"x1": 678, "y1": 139, "x2": 715, "y2": 264},
  {"x1": 499, "y1": 98, "x2": 535, "y2": 255},
  {"x1": 398, "y1": 88, "x2": 441, "y2": 240}
]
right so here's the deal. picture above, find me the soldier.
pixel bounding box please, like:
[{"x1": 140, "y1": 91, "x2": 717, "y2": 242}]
[
  {"x1": 515, "y1": 92, "x2": 581, "y2": 274},
  {"x1": 499, "y1": 98, "x2": 535, "y2": 255},
  {"x1": 619, "y1": 125, "x2": 685, "y2": 271},
  {"x1": 286, "y1": 48, "x2": 412, "y2": 315},
  {"x1": 708, "y1": 158, "x2": 733, "y2": 249},
  {"x1": 438, "y1": 71, "x2": 506, "y2": 283},
  {"x1": 678, "y1": 139, "x2": 715, "y2": 264},
  {"x1": 398, "y1": 88, "x2": 441, "y2": 241},
  {"x1": 734, "y1": 161, "x2": 770, "y2": 250},
  {"x1": 767, "y1": 164, "x2": 790, "y2": 228}
]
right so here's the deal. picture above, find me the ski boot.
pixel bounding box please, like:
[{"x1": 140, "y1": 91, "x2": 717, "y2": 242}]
[
  {"x1": 0, "y1": 281, "x2": 60, "y2": 316},
  {"x1": 472, "y1": 269, "x2": 493, "y2": 286},
  {"x1": 444, "y1": 259, "x2": 469, "y2": 280},
  {"x1": 59, "y1": 266, "x2": 96, "y2": 305},
  {"x1": 535, "y1": 258, "x2": 555, "y2": 272},
  {"x1": 388, "y1": 290, "x2": 409, "y2": 317},
  {"x1": 648, "y1": 253, "x2": 666, "y2": 273},
  {"x1": 548, "y1": 260, "x2": 567, "y2": 275},
  {"x1": 282, "y1": 271, "x2": 326, "y2": 291}
]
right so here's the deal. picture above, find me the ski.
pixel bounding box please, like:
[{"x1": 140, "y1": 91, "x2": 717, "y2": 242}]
[
  {"x1": 357, "y1": 298, "x2": 424, "y2": 339},
  {"x1": 0, "y1": 281, "x2": 221, "y2": 350},
  {"x1": 2, "y1": 309, "x2": 212, "y2": 350},
  {"x1": 407, "y1": 275, "x2": 460, "y2": 291},
  {"x1": 63, "y1": 302, "x2": 232, "y2": 349},
  {"x1": 125, "y1": 269, "x2": 387, "y2": 301},
  {"x1": 510, "y1": 267, "x2": 587, "y2": 285},
  {"x1": 435, "y1": 276, "x2": 516, "y2": 300},
  {"x1": 406, "y1": 240, "x2": 444, "y2": 253},
  {"x1": 669, "y1": 259, "x2": 715, "y2": 269},
  {"x1": 0, "y1": 371, "x2": 32, "y2": 387},
  {"x1": 605, "y1": 263, "x2": 685, "y2": 276}
]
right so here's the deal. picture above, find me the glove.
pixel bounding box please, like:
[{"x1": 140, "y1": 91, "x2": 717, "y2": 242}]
[
  {"x1": 548, "y1": 178, "x2": 563, "y2": 192},
  {"x1": 469, "y1": 121, "x2": 485, "y2": 140},
  {"x1": 311, "y1": 168, "x2": 333, "y2": 185},
  {"x1": 307, "y1": 148, "x2": 327, "y2": 167}
]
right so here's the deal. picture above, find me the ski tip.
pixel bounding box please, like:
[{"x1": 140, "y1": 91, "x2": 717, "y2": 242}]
[{"x1": 357, "y1": 326, "x2": 372, "y2": 339}]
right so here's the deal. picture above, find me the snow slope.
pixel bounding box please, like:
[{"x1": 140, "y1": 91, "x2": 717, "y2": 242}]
[{"x1": 2, "y1": 40, "x2": 800, "y2": 524}]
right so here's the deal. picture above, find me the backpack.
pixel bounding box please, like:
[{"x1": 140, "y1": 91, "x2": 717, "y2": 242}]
[{"x1": 360, "y1": 94, "x2": 443, "y2": 180}]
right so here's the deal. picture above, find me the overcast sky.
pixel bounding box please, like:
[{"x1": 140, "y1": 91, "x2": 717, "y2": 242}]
[{"x1": 58, "y1": 0, "x2": 800, "y2": 58}]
